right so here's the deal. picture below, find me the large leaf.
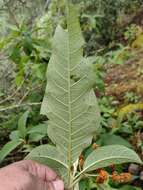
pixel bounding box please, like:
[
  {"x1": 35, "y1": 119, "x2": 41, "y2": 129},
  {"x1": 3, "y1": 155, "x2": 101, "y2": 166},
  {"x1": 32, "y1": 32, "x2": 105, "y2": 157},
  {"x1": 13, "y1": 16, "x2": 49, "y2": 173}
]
[
  {"x1": 82, "y1": 145, "x2": 142, "y2": 173},
  {"x1": 26, "y1": 145, "x2": 68, "y2": 184},
  {"x1": 40, "y1": 3, "x2": 100, "y2": 179}
]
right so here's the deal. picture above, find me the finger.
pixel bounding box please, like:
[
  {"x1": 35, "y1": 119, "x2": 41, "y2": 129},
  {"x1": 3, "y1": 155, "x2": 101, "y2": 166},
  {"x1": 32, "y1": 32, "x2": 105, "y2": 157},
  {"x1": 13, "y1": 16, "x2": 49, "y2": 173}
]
[{"x1": 15, "y1": 160, "x2": 57, "y2": 181}]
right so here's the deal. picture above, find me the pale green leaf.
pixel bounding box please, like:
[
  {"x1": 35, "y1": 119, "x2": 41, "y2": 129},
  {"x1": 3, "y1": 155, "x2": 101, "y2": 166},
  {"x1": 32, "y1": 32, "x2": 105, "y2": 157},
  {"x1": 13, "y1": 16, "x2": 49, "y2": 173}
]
[
  {"x1": 83, "y1": 145, "x2": 142, "y2": 173},
  {"x1": 40, "y1": 4, "x2": 100, "y2": 175},
  {"x1": 26, "y1": 145, "x2": 68, "y2": 184}
]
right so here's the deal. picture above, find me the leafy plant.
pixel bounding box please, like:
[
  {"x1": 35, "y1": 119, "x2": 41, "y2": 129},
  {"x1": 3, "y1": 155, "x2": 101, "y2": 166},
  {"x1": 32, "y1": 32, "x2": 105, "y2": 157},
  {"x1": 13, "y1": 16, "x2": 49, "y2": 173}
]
[
  {"x1": 77, "y1": 0, "x2": 143, "y2": 54},
  {"x1": 25, "y1": 3, "x2": 142, "y2": 190},
  {"x1": 0, "y1": 110, "x2": 47, "y2": 163},
  {"x1": 124, "y1": 92, "x2": 141, "y2": 103}
]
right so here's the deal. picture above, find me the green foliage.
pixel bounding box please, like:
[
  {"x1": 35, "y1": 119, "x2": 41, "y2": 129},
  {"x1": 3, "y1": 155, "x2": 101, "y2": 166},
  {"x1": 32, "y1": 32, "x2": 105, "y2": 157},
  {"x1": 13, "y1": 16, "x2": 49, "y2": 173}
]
[
  {"x1": 0, "y1": 1, "x2": 143, "y2": 189},
  {"x1": 124, "y1": 24, "x2": 140, "y2": 44},
  {"x1": 0, "y1": 111, "x2": 47, "y2": 163},
  {"x1": 75, "y1": 0, "x2": 143, "y2": 54},
  {"x1": 26, "y1": 4, "x2": 142, "y2": 189}
]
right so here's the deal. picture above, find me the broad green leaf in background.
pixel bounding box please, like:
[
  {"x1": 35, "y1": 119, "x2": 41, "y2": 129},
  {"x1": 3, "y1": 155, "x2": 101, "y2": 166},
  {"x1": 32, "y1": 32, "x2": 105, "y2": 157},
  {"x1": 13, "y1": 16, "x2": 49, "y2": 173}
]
[
  {"x1": 0, "y1": 140, "x2": 21, "y2": 163},
  {"x1": 82, "y1": 145, "x2": 142, "y2": 173},
  {"x1": 18, "y1": 110, "x2": 29, "y2": 139},
  {"x1": 97, "y1": 134, "x2": 132, "y2": 148},
  {"x1": 40, "y1": 2, "x2": 100, "y2": 182}
]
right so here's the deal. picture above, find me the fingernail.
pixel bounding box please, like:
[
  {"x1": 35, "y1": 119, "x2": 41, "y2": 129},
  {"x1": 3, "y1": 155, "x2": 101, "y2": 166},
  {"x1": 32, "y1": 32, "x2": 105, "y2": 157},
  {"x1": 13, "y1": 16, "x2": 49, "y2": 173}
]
[{"x1": 53, "y1": 180, "x2": 64, "y2": 190}]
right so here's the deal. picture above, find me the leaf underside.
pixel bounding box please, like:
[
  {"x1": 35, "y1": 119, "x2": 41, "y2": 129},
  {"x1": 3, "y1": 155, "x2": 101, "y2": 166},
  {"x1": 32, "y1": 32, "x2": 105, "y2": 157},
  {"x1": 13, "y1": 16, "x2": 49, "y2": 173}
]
[
  {"x1": 25, "y1": 4, "x2": 143, "y2": 189},
  {"x1": 41, "y1": 4, "x2": 100, "y2": 171},
  {"x1": 83, "y1": 145, "x2": 142, "y2": 173},
  {"x1": 25, "y1": 145, "x2": 68, "y2": 184}
]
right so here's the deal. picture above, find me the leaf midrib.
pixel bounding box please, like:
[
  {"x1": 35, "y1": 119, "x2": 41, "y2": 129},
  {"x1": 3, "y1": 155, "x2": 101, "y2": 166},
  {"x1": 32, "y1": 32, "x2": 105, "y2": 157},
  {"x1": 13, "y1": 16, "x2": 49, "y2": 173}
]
[{"x1": 67, "y1": 19, "x2": 72, "y2": 185}]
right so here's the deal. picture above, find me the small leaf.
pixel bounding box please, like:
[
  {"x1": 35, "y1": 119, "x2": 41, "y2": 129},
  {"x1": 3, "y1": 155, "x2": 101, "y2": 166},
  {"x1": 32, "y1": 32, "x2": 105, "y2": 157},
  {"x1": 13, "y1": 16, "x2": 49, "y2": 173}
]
[
  {"x1": 15, "y1": 72, "x2": 24, "y2": 86},
  {"x1": 9, "y1": 130, "x2": 20, "y2": 141},
  {"x1": 18, "y1": 110, "x2": 29, "y2": 139},
  {"x1": 82, "y1": 145, "x2": 142, "y2": 173},
  {"x1": 28, "y1": 123, "x2": 47, "y2": 135},
  {"x1": 0, "y1": 140, "x2": 21, "y2": 163},
  {"x1": 28, "y1": 124, "x2": 47, "y2": 142},
  {"x1": 28, "y1": 133, "x2": 45, "y2": 142},
  {"x1": 22, "y1": 34, "x2": 33, "y2": 55},
  {"x1": 9, "y1": 44, "x2": 21, "y2": 64}
]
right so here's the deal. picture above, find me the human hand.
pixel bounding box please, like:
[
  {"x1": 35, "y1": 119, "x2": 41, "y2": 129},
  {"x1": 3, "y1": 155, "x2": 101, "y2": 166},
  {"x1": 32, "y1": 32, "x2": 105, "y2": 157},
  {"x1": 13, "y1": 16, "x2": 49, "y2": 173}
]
[{"x1": 0, "y1": 160, "x2": 64, "y2": 190}]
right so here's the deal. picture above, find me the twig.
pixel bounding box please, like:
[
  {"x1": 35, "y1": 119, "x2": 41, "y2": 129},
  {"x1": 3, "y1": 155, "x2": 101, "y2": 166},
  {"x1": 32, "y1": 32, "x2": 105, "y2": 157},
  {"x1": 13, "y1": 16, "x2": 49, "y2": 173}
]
[
  {"x1": 0, "y1": 102, "x2": 41, "y2": 112},
  {"x1": 85, "y1": 174, "x2": 98, "y2": 177},
  {"x1": 0, "y1": 80, "x2": 25, "y2": 105},
  {"x1": 44, "y1": 0, "x2": 51, "y2": 11},
  {"x1": 18, "y1": 84, "x2": 43, "y2": 105},
  {"x1": 18, "y1": 89, "x2": 31, "y2": 105}
]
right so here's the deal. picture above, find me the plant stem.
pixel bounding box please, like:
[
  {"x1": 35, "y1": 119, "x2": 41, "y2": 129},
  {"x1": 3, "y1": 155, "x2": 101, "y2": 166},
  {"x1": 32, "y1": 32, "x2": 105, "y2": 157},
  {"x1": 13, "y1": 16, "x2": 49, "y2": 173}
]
[
  {"x1": 85, "y1": 174, "x2": 98, "y2": 177},
  {"x1": 0, "y1": 80, "x2": 25, "y2": 105},
  {"x1": 69, "y1": 175, "x2": 82, "y2": 189},
  {"x1": 0, "y1": 102, "x2": 41, "y2": 112}
]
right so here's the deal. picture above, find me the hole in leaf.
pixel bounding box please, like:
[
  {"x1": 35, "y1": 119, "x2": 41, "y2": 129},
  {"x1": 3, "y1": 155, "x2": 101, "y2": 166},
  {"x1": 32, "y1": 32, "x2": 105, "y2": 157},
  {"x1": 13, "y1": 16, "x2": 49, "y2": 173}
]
[{"x1": 70, "y1": 75, "x2": 80, "y2": 82}]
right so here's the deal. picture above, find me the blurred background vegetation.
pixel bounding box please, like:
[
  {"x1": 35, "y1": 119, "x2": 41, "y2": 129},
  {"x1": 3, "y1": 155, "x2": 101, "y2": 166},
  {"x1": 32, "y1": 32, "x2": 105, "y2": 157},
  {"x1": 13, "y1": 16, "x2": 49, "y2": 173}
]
[{"x1": 0, "y1": 0, "x2": 143, "y2": 189}]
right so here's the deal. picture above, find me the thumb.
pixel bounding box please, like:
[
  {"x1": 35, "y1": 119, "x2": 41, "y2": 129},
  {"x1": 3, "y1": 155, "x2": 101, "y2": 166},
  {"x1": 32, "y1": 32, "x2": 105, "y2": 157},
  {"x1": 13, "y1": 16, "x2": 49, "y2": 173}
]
[
  {"x1": 52, "y1": 179, "x2": 64, "y2": 190},
  {"x1": 15, "y1": 160, "x2": 57, "y2": 181}
]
